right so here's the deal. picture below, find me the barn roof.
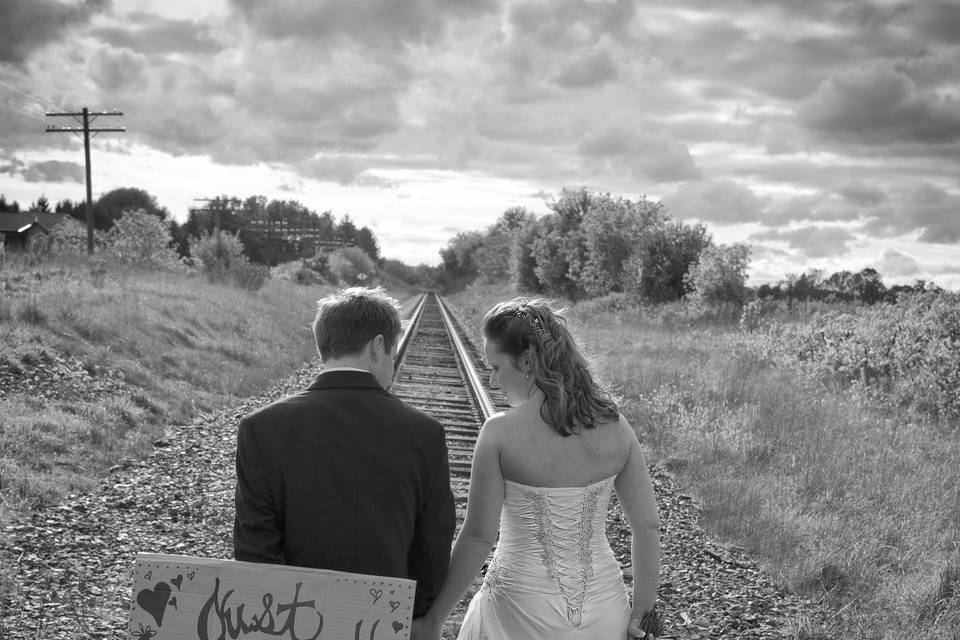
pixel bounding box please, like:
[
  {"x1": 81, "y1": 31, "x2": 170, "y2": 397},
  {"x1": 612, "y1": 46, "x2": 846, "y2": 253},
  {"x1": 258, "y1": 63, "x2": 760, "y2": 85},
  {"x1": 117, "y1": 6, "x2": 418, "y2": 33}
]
[{"x1": 0, "y1": 212, "x2": 69, "y2": 234}]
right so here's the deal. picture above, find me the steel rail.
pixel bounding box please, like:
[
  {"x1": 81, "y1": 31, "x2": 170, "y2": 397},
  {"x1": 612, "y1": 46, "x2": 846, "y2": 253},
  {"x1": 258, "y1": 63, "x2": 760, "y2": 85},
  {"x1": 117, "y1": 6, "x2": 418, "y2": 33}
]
[
  {"x1": 394, "y1": 292, "x2": 427, "y2": 370},
  {"x1": 435, "y1": 294, "x2": 496, "y2": 421},
  {"x1": 390, "y1": 292, "x2": 506, "y2": 479}
]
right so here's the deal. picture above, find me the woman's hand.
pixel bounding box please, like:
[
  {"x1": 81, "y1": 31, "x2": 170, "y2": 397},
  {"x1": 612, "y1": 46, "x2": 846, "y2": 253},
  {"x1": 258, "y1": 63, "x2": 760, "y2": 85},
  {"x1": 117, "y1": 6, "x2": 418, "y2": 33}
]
[
  {"x1": 628, "y1": 607, "x2": 664, "y2": 640},
  {"x1": 628, "y1": 614, "x2": 656, "y2": 639}
]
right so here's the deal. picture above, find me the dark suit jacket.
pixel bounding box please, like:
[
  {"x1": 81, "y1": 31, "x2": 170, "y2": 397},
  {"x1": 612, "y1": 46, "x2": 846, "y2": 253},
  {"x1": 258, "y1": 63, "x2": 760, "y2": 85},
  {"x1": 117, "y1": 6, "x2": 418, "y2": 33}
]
[{"x1": 234, "y1": 370, "x2": 456, "y2": 616}]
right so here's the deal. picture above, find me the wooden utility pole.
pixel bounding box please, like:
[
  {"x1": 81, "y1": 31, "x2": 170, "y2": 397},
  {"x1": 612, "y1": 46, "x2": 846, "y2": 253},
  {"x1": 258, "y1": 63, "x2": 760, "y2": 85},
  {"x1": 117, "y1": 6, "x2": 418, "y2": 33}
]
[
  {"x1": 192, "y1": 197, "x2": 240, "y2": 251},
  {"x1": 46, "y1": 108, "x2": 125, "y2": 255}
]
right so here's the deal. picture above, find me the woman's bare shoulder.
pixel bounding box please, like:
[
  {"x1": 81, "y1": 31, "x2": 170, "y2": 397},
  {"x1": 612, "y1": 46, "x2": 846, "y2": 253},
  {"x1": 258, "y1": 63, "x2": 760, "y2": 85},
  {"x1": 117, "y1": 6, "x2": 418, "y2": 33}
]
[{"x1": 479, "y1": 410, "x2": 515, "y2": 440}]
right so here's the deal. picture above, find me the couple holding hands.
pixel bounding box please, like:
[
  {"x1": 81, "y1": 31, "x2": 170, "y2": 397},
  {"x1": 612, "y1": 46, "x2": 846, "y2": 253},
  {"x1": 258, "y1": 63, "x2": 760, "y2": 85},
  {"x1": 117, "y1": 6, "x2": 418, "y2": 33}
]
[{"x1": 233, "y1": 287, "x2": 660, "y2": 639}]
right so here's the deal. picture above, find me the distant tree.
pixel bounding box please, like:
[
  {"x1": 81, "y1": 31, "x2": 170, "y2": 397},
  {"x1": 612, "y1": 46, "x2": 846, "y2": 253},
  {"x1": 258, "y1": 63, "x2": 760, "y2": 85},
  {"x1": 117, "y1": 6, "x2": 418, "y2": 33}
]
[
  {"x1": 783, "y1": 272, "x2": 815, "y2": 305},
  {"x1": 86, "y1": 187, "x2": 169, "y2": 230},
  {"x1": 33, "y1": 195, "x2": 50, "y2": 212},
  {"x1": 824, "y1": 270, "x2": 856, "y2": 301},
  {"x1": 54, "y1": 198, "x2": 75, "y2": 214},
  {"x1": 757, "y1": 283, "x2": 780, "y2": 300},
  {"x1": 578, "y1": 194, "x2": 665, "y2": 296},
  {"x1": 511, "y1": 216, "x2": 543, "y2": 293},
  {"x1": 0, "y1": 195, "x2": 21, "y2": 213},
  {"x1": 854, "y1": 267, "x2": 886, "y2": 304},
  {"x1": 354, "y1": 226, "x2": 380, "y2": 263},
  {"x1": 336, "y1": 215, "x2": 359, "y2": 244},
  {"x1": 530, "y1": 215, "x2": 579, "y2": 298},
  {"x1": 381, "y1": 259, "x2": 439, "y2": 289},
  {"x1": 626, "y1": 221, "x2": 711, "y2": 303},
  {"x1": 438, "y1": 230, "x2": 484, "y2": 292},
  {"x1": 474, "y1": 207, "x2": 535, "y2": 284},
  {"x1": 685, "y1": 243, "x2": 751, "y2": 308}
]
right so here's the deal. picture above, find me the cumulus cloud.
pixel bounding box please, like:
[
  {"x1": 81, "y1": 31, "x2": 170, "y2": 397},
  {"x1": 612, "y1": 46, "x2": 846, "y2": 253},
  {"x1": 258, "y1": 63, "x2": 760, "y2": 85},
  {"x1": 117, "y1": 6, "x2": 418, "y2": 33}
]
[
  {"x1": 88, "y1": 47, "x2": 149, "y2": 92},
  {"x1": 23, "y1": 160, "x2": 85, "y2": 183},
  {"x1": 661, "y1": 179, "x2": 765, "y2": 224},
  {"x1": 91, "y1": 14, "x2": 221, "y2": 56},
  {"x1": 863, "y1": 183, "x2": 960, "y2": 244},
  {"x1": 553, "y1": 48, "x2": 619, "y2": 89},
  {"x1": 0, "y1": 0, "x2": 108, "y2": 64},
  {"x1": 507, "y1": 0, "x2": 637, "y2": 49},
  {"x1": 0, "y1": 156, "x2": 84, "y2": 183},
  {"x1": 296, "y1": 155, "x2": 394, "y2": 188},
  {"x1": 835, "y1": 181, "x2": 886, "y2": 207},
  {"x1": 799, "y1": 63, "x2": 960, "y2": 144},
  {"x1": 750, "y1": 225, "x2": 856, "y2": 258},
  {"x1": 229, "y1": 0, "x2": 497, "y2": 49},
  {"x1": 875, "y1": 249, "x2": 920, "y2": 277},
  {"x1": 578, "y1": 125, "x2": 701, "y2": 183},
  {"x1": 909, "y1": 0, "x2": 960, "y2": 45}
]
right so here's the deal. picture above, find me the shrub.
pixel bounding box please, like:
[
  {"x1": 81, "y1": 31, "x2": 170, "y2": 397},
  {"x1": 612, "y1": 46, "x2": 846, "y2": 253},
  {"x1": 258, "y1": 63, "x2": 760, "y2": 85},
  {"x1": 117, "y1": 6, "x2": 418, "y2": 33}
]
[
  {"x1": 763, "y1": 290, "x2": 960, "y2": 421},
  {"x1": 105, "y1": 209, "x2": 182, "y2": 268},
  {"x1": 48, "y1": 217, "x2": 108, "y2": 257},
  {"x1": 327, "y1": 246, "x2": 376, "y2": 286},
  {"x1": 190, "y1": 231, "x2": 268, "y2": 291}
]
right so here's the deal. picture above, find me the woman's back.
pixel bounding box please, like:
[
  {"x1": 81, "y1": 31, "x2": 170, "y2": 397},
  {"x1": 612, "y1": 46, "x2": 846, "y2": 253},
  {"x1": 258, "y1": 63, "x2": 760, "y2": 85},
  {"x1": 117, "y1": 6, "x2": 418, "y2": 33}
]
[{"x1": 495, "y1": 400, "x2": 633, "y2": 489}]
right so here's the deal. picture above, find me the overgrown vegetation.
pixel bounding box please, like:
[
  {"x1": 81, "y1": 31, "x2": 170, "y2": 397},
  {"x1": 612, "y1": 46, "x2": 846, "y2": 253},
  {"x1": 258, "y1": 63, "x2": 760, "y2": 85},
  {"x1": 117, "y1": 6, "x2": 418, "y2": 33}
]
[
  {"x1": 448, "y1": 283, "x2": 960, "y2": 640},
  {"x1": 0, "y1": 252, "x2": 335, "y2": 523}
]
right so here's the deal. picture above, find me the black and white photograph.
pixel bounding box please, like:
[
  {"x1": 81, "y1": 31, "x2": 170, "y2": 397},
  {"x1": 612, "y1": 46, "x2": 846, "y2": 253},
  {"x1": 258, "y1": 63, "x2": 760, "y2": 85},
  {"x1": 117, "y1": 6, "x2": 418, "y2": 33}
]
[{"x1": 2, "y1": 1, "x2": 959, "y2": 638}]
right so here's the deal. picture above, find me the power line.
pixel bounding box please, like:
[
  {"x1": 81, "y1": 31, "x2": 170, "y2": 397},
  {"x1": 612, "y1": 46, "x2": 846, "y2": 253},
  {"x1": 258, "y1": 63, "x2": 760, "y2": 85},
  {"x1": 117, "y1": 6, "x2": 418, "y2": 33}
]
[
  {"x1": 45, "y1": 107, "x2": 125, "y2": 255},
  {"x1": 191, "y1": 197, "x2": 241, "y2": 248}
]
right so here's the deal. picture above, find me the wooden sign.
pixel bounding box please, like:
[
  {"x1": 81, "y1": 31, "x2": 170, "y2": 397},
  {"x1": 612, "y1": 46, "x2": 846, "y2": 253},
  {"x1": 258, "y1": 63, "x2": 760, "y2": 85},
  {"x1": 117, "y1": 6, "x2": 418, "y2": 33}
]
[{"x1": 128, "y1": 553, "x2": 415, "y2": 640}]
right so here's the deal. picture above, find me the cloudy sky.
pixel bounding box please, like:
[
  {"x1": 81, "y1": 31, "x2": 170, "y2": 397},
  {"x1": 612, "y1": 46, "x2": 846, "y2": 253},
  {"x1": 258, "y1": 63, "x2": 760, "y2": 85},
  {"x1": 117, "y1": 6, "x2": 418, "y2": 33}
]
[{"x1": 1, "y1": 0, "x2": 959, "y2": 287}]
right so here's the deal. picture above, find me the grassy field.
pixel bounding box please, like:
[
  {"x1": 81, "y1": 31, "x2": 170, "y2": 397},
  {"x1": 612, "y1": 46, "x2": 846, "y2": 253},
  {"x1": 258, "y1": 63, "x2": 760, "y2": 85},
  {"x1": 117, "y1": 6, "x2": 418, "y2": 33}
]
[
  {"x1": 447, "y1": 284, "x2": 960, "y2": 640},
  {"x1": 0, "y1": 253, "x2": 417, "y2": 527}
]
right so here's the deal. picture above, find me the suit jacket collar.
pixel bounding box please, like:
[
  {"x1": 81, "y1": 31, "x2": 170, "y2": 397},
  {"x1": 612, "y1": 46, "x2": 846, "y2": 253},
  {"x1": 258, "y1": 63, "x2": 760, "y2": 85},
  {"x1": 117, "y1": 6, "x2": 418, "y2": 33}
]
[{"x1": 307, "y1": 369, "x2": 384, "y2": 391}]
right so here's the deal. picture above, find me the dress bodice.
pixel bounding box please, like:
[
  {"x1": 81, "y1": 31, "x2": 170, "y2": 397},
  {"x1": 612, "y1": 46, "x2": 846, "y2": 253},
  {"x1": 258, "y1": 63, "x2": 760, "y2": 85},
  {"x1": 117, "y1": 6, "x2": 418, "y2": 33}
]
[{"x1": 484, "y1": 476, "x2": 621, "y2": 627}]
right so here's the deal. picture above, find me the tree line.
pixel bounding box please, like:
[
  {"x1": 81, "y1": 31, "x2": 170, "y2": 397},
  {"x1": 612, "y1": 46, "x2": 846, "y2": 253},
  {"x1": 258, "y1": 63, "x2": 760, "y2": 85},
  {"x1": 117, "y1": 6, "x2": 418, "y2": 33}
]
[
  {"x1": 0, "y1": 189, "x2": 380, "y2": 267},
  {"x1": 436, "y1": 187, "x2": 942, "y2": 307},
  {"x1": 757, "y1": 268, "x2": 940, "y2": 305},
  {"x1": 437, "y1": 187, "x2": 751, "y2": 307}
]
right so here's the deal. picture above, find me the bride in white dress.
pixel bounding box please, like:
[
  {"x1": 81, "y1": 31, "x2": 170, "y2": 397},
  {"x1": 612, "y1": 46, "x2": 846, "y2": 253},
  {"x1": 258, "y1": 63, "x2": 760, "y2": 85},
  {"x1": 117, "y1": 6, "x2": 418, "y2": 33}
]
[{"x1": 414, "y1": 299, "x2": 660, "y2": 640}]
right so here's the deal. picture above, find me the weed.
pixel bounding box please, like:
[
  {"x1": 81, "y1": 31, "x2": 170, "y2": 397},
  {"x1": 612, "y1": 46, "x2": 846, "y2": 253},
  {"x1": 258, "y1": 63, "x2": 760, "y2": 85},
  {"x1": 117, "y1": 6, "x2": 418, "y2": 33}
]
[{"x1": 15, "y1": 295, "x2": 46, "y2": 325}]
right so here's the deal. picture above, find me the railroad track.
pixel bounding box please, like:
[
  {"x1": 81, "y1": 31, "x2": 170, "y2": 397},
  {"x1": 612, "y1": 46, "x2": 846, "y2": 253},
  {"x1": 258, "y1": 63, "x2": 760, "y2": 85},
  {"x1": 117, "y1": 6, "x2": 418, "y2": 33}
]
[{"x1": 390, "y1": 292, "x2": 509, "y2": 487}]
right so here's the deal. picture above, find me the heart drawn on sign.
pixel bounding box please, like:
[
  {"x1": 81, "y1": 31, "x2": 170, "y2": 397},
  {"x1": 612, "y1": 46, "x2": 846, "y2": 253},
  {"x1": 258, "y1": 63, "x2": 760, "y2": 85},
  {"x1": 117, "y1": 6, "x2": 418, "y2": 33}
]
[
  {"x1": 136, "y1": 582, "x2": 172, "y2": 627},
  {"x1": 392, "y1": 621, "x2": 404, "y2": 633},
  {"x1": 389, "y1": 600, "x2": 400, "y2": 613},
  {"x1": 369, "y1": 588, "x2": 383, "y2": 604},
  {"x1": 171, "y1": 574, "x2": 183, "y2": 590}
]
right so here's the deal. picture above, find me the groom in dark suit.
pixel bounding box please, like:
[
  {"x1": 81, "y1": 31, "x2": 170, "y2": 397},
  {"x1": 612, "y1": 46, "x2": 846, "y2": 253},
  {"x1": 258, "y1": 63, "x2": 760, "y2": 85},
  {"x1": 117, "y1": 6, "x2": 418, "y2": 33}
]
[{"x1": 233, "y1": 287, "x2": 456, "y2": 616}]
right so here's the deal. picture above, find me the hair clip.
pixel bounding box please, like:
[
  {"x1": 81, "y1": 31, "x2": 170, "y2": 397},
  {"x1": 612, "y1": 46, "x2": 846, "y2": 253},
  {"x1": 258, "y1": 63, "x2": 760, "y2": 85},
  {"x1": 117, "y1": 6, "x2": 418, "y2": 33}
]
[
  {"x1": 532, "y1": 317, "x2": 544, "y2": 336},
  {"x1": 515, "y1": 306, "x2": 544, "y2": 336}
]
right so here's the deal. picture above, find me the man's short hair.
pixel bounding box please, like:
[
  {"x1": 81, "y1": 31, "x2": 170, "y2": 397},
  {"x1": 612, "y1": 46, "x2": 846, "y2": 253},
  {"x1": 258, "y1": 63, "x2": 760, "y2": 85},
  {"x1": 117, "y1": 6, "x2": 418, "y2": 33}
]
[{"x1": 313, "y1": 286, "x2": 402, "y2": 360}]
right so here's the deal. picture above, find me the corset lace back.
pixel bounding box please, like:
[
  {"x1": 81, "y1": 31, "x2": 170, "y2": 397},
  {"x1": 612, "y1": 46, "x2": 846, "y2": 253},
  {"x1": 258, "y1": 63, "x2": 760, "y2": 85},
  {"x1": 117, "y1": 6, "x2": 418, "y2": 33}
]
[{"x1": 479, "y1": 476, "x2": 621, "y2": 632}]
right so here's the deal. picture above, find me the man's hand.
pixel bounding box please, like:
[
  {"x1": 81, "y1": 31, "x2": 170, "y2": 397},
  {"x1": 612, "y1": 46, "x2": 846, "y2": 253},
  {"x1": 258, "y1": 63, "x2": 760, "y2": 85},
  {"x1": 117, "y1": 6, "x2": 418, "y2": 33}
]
[{"x1": 410, "y1": 616, "x2": 442, "y2": 640}]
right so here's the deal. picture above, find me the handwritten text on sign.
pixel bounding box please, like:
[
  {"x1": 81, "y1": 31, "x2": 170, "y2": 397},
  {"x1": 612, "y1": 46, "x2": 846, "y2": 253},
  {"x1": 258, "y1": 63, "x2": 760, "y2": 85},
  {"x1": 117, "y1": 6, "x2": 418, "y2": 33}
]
[{"x1": 129, "y1": 553, "x2": 415, "y2": 640}]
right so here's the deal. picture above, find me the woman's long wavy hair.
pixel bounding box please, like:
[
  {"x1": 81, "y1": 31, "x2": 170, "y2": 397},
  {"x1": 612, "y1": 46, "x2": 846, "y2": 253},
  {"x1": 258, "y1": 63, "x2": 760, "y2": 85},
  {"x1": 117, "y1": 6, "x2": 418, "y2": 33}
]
[{"x1": 481, "y1": 297, "x2": 619, "y2": 437}]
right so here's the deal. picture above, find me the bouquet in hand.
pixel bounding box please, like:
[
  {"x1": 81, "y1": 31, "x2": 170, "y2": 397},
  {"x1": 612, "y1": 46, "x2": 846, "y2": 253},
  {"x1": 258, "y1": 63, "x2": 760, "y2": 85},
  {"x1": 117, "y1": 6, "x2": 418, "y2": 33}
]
[{"x1": 633, "y1": 608, "x2": 666, "y2": 639}]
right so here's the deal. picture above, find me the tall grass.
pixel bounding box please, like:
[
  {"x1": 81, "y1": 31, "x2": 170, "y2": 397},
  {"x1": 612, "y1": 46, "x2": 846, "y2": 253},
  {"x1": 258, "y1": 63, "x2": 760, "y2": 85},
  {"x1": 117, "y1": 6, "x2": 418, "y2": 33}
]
[
  {"x1": 0, "y1": 253, "x2": 337, "y2": 520},
  {"x1": 448, "y1": 284, "x2": 960, "y2": 639}
]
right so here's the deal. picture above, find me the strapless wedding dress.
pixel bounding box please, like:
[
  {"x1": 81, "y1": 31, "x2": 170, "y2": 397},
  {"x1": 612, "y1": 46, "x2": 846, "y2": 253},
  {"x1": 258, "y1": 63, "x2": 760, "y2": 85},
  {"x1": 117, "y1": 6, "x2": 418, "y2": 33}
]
[{"x1": 456, "y1": 476, "x2": 631, "y2": 639}]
